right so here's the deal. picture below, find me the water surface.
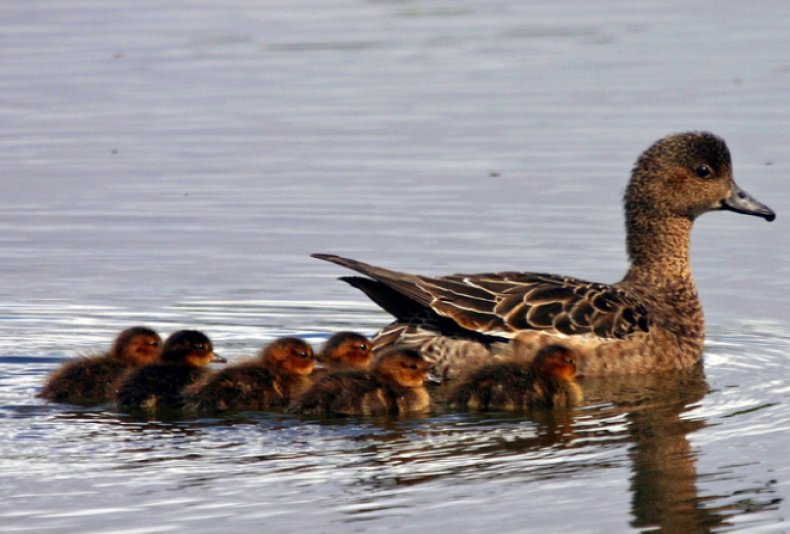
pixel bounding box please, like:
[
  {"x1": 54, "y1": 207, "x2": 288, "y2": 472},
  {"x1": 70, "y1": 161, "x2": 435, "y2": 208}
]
[{"x1": 1, "y1": 1, "x2": 789, "y2": 532}]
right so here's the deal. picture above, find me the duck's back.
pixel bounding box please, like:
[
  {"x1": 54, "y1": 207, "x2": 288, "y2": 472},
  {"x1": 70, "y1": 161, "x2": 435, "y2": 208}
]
[{"x1": 39, "y1": 355, "x2": 127, "y2": 404}]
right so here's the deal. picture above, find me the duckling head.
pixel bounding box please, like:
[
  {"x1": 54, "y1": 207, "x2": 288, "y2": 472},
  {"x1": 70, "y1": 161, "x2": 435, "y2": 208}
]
[
  {"x1": 320, "y1": 331, "x2": 372, "y2": 370},
  {"x1": 374, "y1": 347, "x2": 429, "y2": 388},
  {"x1": 625, "y1": 131, "x2": 774, "y2": 227},
  {"x1": 532, "y1": 344, "x2": 577, "y2": 383},
  {"x1": 261, "y1": 337, "x2": 315, "y2": 376},
  {"x1": 161, "y1": 330, "x2": 225, "y2": 367},
  {"x1": 112, "y1": 326, "x2": 162, "y2": 366}
]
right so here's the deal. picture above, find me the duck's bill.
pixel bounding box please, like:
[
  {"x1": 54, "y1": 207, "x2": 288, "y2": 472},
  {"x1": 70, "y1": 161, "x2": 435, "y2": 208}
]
[
  {"x1": 211, "y1": 353, "x2": 227, "y2": 363},
  {"x1": 720, "y1": 182, "x2": 776, "y2": 221},
  {"x1": 425, "y1": 372, "x2": 442, "y2": 384}
]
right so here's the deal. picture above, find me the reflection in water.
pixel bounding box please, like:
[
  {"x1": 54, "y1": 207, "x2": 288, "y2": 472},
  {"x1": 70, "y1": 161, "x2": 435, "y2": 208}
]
[
  {"x1": 3, "y1": 335, "x2": 787, "y2": 531},
  {"x1": 283, "y1": 364, "x2": 776, "y2": 531},
  {"x1": 587, "y1": 366, "x2": 718, "y2": 531}
]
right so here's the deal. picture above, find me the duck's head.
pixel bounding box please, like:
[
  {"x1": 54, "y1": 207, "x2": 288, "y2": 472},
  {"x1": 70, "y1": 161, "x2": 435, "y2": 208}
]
[
  {"x1": 111, "y1": 326, "x2": 162, "y2": 366},
  {"x1": 374, "y1": 347, "x2": 429, "y2": 388},
  {"x1": 320, "y1": 331, "x2": 372, "y2": 370},
  {"x1": 261, "y1": 337, "x2": 315, "y2": 376},
  {"x1": 161, "y1": 330, "x2": 225, "y2": 367},
  {"x1": 532, "y1": 344, "x2": 577, "y2": 383},
  {"x1": 625, "y1": 132, "x2": 775, "y2": 224}
]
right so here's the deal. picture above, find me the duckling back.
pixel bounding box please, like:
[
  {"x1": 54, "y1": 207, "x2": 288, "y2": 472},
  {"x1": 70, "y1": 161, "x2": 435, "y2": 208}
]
[
  {"x1": 39, "y1": 355, "x2": 127, "y2": 404},
  {"x1": 446, "y1": 361, "x2": 536, "y2": 411},
  {"x1": 447, "y1": 344, "x2": 582, "y2": 411},
  {"x1": 115, "y1": 329, "x2": 220, "y2": 413},
  {"x1": 39, "y1": 326, "x2": 161, "y2": 404},
  {"x1": 289, "y1": 370, "x2": 388, "y2": 416},
  {"x1": 116, "y1": 363, "x2": 207, "y2": 412},
  {"x1": 188, "y1": 337, "x2": 315, "y2": 413},
  {"x1": 291, "y1": 346, "x2": 432, "y2": 417}
]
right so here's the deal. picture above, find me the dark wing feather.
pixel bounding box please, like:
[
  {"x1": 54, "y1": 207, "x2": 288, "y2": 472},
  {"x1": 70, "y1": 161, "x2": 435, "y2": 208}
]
[{"x1": 312, "y1": 254, "x2": 650, "y2": 340}]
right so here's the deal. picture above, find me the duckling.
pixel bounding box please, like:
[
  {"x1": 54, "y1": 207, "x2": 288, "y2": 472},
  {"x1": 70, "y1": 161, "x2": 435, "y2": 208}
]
[
  {"x1": 38, "y1": 326, "x2": 162, "y2": 404},
  {"x1": 447, "y1": 344, "x2": 583, "y2": 411},
  {"x1": 188, "y1": 337, "x2": 315, "y2": 413},
  {"x1": 115, "y1": 330, "x2": 224, "y2": 413},
  {"x1": 312, "y1": 331, "x2": 373, "y2": 377},
  {"x1": 290, "y1": 346, "x2": 430, "y2": 416}
]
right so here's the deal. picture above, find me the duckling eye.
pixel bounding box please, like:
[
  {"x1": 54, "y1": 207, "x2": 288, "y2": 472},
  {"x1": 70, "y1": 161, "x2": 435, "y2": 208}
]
[
  {"x1": 694, "y1": 165, "x2": 713, "y2": 178},
  {"x1": 298, "y1": 351, "x2": 310, "y2": 359},
  {"x1": 195, "y1": 343, "x2": 206, "y2": 351},
  {"x1": 358, "y1": 344, "x2": 369, "y2": 351}
]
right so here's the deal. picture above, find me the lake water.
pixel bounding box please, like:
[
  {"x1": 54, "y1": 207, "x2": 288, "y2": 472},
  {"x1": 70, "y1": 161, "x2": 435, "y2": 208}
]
[{"x1": 2, "y1": 1, "x2": 789, "y2": 532}]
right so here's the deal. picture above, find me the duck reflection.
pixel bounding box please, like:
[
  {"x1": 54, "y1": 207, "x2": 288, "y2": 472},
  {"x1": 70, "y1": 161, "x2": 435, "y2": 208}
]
[
  {"x1": 582, "y1": 364, "x2": 713, "y2": 531},
  {"x1": 336, "y1": 364, "x2": 760, "y2": 531}
]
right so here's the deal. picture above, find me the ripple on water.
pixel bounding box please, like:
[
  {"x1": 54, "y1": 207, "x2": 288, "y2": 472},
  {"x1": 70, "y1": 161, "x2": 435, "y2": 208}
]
[{"x1": 1, "y1": 305, "x2": 789, "y2": 532}]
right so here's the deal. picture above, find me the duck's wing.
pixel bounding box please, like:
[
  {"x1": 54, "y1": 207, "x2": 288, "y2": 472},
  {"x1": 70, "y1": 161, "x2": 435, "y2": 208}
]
[{"x1": 312, "y1": 254, "x2": 650, "y2": 340}]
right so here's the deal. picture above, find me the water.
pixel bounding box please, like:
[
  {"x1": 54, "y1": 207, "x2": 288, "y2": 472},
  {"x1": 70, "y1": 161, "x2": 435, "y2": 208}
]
[{"x1": 2, "y1": 0, "x2": 789, "y2": 531}]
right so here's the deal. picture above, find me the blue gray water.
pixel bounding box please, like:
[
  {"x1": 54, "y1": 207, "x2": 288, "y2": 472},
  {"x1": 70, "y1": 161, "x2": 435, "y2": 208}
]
[{"x1": 2, "y1": 1, "x2": 789, "y2": 532}]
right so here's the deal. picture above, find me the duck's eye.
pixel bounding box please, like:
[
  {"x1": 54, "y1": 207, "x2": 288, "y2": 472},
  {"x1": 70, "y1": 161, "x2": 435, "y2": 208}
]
[
  {"x1": 298, "y1": 351, "x2": 310, "y2": 359},
  {"x1": 358, "y1": 344, "x2": 369, "y2": 351},
  {"x1": 694, "y1": 165, "x2": 713, "y2": 178},
  {"x1": 195, "y1": 343, "x2": 206, "y2": 351}
]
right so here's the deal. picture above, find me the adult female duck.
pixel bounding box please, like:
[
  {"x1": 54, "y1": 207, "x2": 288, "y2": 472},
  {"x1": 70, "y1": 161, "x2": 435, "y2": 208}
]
[{"x1": 313, "y1": 132, "x2": 775, "y2": 378}]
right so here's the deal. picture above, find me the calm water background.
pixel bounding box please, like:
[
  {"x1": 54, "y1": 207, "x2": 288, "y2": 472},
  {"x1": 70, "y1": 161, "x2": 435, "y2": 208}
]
[{"x1": 1, "y1": 1, "x2": 789, "y2": 532}]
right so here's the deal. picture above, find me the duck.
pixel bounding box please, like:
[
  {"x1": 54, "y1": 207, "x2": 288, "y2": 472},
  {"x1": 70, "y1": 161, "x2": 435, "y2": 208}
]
[
  {"x1": 290, "y1": 346, "x2": 431, "y2": 416},
  {"x1": 187, "y1": 337, "x2": 315, "y2": 413},
  {"x1": 115, "y1": 330, "x2": 225, "y2": 413},
  {"x1": 311, "y1": 132, "x2": 775, "y2": 378},
  {"x1": 38, "y1": 326, "x2": 162, "y2": 404},
  {"x1": 312, "y1": 331, "x2": 373, "y2": 377},
  {"x1": 447, "y1": 344, "x2": 583, "y2": 411}
]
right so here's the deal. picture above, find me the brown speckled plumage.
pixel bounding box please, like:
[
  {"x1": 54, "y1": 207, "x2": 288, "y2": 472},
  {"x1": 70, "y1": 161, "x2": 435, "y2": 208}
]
[{"x1": 313, "y1": 132, "x2": 775, "y2": 378}]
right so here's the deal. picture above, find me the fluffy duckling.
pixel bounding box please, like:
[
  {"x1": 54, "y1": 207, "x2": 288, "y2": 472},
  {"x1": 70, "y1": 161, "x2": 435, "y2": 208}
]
[
  {"x1": 188, "y1": 337, "x2": 315, "y2": 413},
  {"x1": 447, "y1": 344, "x2": 583, "y2": 411},
  {"x1": 115, "y1": 330, "x2": 225, "y2": 413},
  {"x1": 39, "y1": 326, "x2": 162, "y2": 404},
  {"x1": 290, "y1": 346, "x2": 430, "y2": 416},
  {"x1": 312, "y1": 331, "x2": 373, "y2": 377}
]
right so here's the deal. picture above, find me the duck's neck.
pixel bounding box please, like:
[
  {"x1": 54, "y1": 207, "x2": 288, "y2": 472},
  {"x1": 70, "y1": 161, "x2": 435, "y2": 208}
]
[
  {"x1": 621, "y1": 214, "x2": 705, "y2": 357},
  {"x1": 622, "y1": 215, "x2": 695, "y2": 291}
]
